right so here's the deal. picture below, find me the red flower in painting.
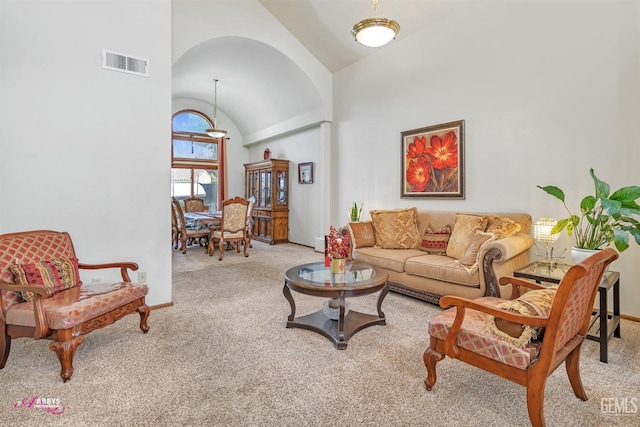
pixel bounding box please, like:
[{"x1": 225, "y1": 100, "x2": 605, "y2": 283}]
[
  {"x1": 405, "y1": 156, "x2": 431, "y2": 192},
  {"x1": 426, "y1": 131, "x2": 458, "y2": 170},
  {"x1": 406, "y1": 136, "x2": 427, "y2": 159}
]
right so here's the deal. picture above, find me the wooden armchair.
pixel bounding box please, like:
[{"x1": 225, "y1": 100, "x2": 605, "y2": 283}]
[
  {"x1": 208, "y1": 197, "x2": 249, "y2": 260},
  {"x1": 423, "y1": 248, "x2": 618, "y2": 427},
  {"x1": 0, "y1": 230, "x2": 149, "y2": 382},
  {"x1": 183, "y1": 197, "x2": 205, "y2": 213},
  {"x1": 172, "y1": 198, "x2": 210, "y2": 254}
]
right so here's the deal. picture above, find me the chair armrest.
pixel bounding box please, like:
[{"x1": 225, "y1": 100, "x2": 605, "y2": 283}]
[
  {"x1": 78, "y1": 262, "x2": 139, "y2": 282},
  {"x1": 498, "y1": 276, "x2": 548, "y2": 299},
  {"x1": 0, "y1": 279, "x2": 54, "y2": 339},
  {"x1": 439, "y1": 295, "x2": 549, "y2": 327},
  {"x1": 0, "y1": 279, "x2": 55, "y2": 298}
]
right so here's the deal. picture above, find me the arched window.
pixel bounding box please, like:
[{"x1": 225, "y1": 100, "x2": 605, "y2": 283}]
[{"x1": 171, "y1": 110, "x2": 220, "y2": 210}]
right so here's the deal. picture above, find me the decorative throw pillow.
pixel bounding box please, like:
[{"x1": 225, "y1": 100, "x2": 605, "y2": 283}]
[
  {"x1": 10, "y1": 257, "x2": 81, "y2": 302},
  {"x1": 456, "y1": 231, "x2": 495, "y2": 272},
  {"x1": 486, "y1": 216, "x2": 522, "y2": 238},
  {"x1": 369, "y1": 207, "x2": 420, "y2": 249},
  {"x1": 347, "y1": 221, "x2": 376, "y2": 250},
  {"x1": 419, "y1": 224, "x2": 451, "y2": 254},
  {"x1": 446, "y1": 213, "x2": 489, "y2": 259},
  {"x1": 486, "y1": 288, "x2": 556, "y2": 347}
]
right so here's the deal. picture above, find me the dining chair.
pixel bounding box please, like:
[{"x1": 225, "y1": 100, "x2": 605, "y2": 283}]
[
  {"x1": 245, "y1": 196, "x2": 256, "y2": 249},
  {"x1": 208, "y1": 197, "x2": 249, "y2": 260},
  {"x1": 183, "y1": 197, "x2": 206, "y2": 213},
  {"x1": 423, "y1": 248, "x2": 618, "y2": 427},
  {"x1": 172, "y1": 198, "x2": 210, "y2": 254},
  {"x1": 171, "y1": 198, "x2": 181, "y2": 249}
]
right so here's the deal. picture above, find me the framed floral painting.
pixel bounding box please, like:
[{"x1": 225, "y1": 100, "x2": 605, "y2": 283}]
[{"x1": 401, "y1": 120, "x2": 465, "y2": 199}]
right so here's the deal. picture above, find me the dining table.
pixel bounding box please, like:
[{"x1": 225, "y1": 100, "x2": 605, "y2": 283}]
[{"x1": 183, "y1": 211, "x2": 222, "y2": 231}]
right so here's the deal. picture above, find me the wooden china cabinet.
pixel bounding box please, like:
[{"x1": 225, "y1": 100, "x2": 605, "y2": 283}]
[{"x1": 244, "y1": 159, "x2": 289, "y2": 244}]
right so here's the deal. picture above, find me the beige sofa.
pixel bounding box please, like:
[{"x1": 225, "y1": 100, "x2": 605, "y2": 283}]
[{"x1": 348, "y1": 210, "x2": 534, "y2": 304}]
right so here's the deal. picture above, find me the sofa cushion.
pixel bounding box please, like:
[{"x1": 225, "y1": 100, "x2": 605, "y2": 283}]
[
  {"x1": 370, "y1": 207, "x2": 420, "y2": 249},
  {"x1": 352, "y1": 247, "x2": 423, "y2": 273},
  {"x1": 486, "y1": 288, "x2": 556, "y2": 347},
  {"x1": 10, "y1": 257, "x2": 81, "y2": 302},
  {"x1": 405, "y1": 254, "x2": 480, "y2": 287},
  {"x1": 456, "y1": 232, "x2": 496, "y2": 273},
  {"x1": 446, "y1": 213, "x2": 489, "y2": 259},
  {"x1": 486, "y1": 216, "x2": 522, "y2": 238},
  {"x1": 348, "y1": 221, "x2": 376, "y2": 250},
  {"x1": 419, "y1": 224, "x2": 451, "y2": 254}
]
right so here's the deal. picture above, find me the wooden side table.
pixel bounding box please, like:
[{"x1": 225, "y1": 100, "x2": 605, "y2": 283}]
[{"x1": 513, "y1": 262, "x2": 620, "y2": 363}]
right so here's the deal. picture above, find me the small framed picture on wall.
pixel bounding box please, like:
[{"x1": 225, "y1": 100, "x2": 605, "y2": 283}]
[{"x1": 298, "y1": 162, "x2": 313, "y2": 184}]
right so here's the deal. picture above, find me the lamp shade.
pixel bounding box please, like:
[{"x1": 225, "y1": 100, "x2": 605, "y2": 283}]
[{"x1": 533, "y1": 217, "x2": 559, "y2": 244}]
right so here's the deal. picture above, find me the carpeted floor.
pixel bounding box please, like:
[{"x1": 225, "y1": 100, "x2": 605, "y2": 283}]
[{"x1": 1, "y1": 241, "x2": 638, "y2": 426}]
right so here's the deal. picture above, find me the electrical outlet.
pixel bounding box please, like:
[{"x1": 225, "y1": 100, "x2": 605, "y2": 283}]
[{"x1": 138, "y1": 272, "x2": 147, "y2": 284}]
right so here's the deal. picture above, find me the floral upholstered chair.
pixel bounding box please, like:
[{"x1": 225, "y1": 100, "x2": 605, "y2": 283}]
[
  {"x1": 172, "y1": 198, "x2": 210, "y2": 254},
  {"x1": 423, "y1": 248, "x2": 618, "y2": 427},
  {"x1": 183, "y1": 197, "x2": 205, "y2": 213},
  {"x1": 208, "y1": 197, "x2": 249, "y2": 260}
]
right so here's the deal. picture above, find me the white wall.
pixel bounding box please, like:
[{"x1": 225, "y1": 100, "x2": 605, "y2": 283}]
[
  {"x1": 333, "y1": 1, "x2": 640, "y2": 317},
  {"x1": 248, "y1": 126, "x2": 326, "y2": 246},
  {"x1": 0, "y1": 0, "x2": 172, "y2": 306}
]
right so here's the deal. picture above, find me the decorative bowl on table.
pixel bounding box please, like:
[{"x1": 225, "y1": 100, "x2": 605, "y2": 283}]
[{"x1": 322, "y1": 298, "x2": 347, "y2": 320}]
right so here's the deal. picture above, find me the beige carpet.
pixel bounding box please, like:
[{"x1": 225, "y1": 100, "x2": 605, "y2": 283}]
[{"x1": 1, "y1": 241, "x2": 638, "y2": 426}]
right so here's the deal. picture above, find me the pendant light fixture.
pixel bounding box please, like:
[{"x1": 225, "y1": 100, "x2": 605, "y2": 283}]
[
  {"x1": 352, "y1": 0, "x2": 400, "y2": 48},
  {"x1": 205, "y1": 78, "x2": 227, "y2": 138}
]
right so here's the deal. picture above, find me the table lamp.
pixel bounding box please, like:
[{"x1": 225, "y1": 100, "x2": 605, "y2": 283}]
[{"x1": 533, "y1": 217, "x2": 563, "y2": 266}]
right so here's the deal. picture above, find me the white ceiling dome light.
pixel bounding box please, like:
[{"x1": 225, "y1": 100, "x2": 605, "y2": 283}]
[{"x1": 352, "y1": 0, "x2": 400, "y2": 48}]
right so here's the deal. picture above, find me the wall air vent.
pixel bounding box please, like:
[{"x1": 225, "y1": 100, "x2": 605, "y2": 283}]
[{"x1": 102, "y1": 49, "x2": 149, "y2": 77}]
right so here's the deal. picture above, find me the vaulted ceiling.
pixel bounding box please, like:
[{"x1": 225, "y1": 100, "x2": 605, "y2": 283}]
[{"x1": 172, "y1": 0, "x2": 464, "y2": 140}]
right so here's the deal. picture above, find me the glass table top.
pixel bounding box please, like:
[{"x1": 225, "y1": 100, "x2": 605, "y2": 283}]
[{"x1": 289, "y1": 262, "x2": 378, "y2": 288}]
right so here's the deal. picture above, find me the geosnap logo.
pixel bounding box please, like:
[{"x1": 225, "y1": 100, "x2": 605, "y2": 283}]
[{"x1": 14, "y1": 395, "x2": 65, "y2": 415}]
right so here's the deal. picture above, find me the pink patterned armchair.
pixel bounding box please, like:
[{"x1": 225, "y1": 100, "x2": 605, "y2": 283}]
[
  {"x1": 0, "y1": 230, "x2": 150, "y2": 382},
  {"x1": 423, "y1": 248, "x2": 618, "y2": 427}
]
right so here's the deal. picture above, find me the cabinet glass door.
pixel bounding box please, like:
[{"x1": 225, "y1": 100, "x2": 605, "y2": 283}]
[{"x1": 277, "y1": 171, "x2": 287, "y2": 205}]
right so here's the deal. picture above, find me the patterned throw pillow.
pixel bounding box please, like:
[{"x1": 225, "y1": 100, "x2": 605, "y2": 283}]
[
  {"x1": 419, "y1": 224, "x2": 451, "y2": 254},
  {"x1": 446, "y1": 213, "x2": 489, "y2": 259},
  {"x1": 486, "y1": 216, "x2": 522, "y2": 238},
  {"x1": 10, "y1": 257, "x2": 81, "y2": 302},
  {"x1": 348, "y1": 221, "x2": 376, "y2": 250},
  {"x1": 486, "y1": 288, "x2": 556, "y2": 347},
  {"x1": 369, "y1": 207, "x2": 420, "y2": 249},
  {"x1": 456, "y1": 231, "x2": 495, "y2": 272}
]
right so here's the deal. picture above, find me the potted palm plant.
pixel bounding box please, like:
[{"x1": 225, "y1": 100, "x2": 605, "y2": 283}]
[{"x1": 537, "y1": 168, "x2": 640, "y2": 261}]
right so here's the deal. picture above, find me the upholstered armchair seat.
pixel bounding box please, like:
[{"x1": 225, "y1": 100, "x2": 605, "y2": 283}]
[
  {"x1": 6, "y1": 282, "x2": 148, "y2": 330},
  {"x1": 428, "y1": 296, "x2": 542, "y2": 370}
]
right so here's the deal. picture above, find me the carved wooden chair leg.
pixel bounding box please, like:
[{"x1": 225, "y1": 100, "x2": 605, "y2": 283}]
[
  {"x1": 137, "y1": 305, "x2": 150, "y2": 333},
  {"x1": 423, "y1": 346, "x2": 445, "y2": 390},
  {"x1": 218, "y1": 238, "x2": 225, "y2": 261},
  {"x1": 526, "y1": 376, "x2": 547, "y2": 427},
  {"x1": 0, "y1": 331, "x2": 11, "y2": 368},
  {"x1": 565, "y1": 346, "x2": 587, "y2": 400},
  {"x1": 243, "y1": 238, "x2": 249, "y2": 257},
  {"x1": 49, "y1": 335, "x2": 85, "y2": 382}
]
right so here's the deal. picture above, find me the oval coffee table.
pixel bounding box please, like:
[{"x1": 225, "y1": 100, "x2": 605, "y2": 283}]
[{"x1": 283, "y1": 261, "x2": 389, "y2": 349}]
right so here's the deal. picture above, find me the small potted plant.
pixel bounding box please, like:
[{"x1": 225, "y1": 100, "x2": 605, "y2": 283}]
[{"x1": 538, "y1": 168, "x2": 640, "y2": 262}]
